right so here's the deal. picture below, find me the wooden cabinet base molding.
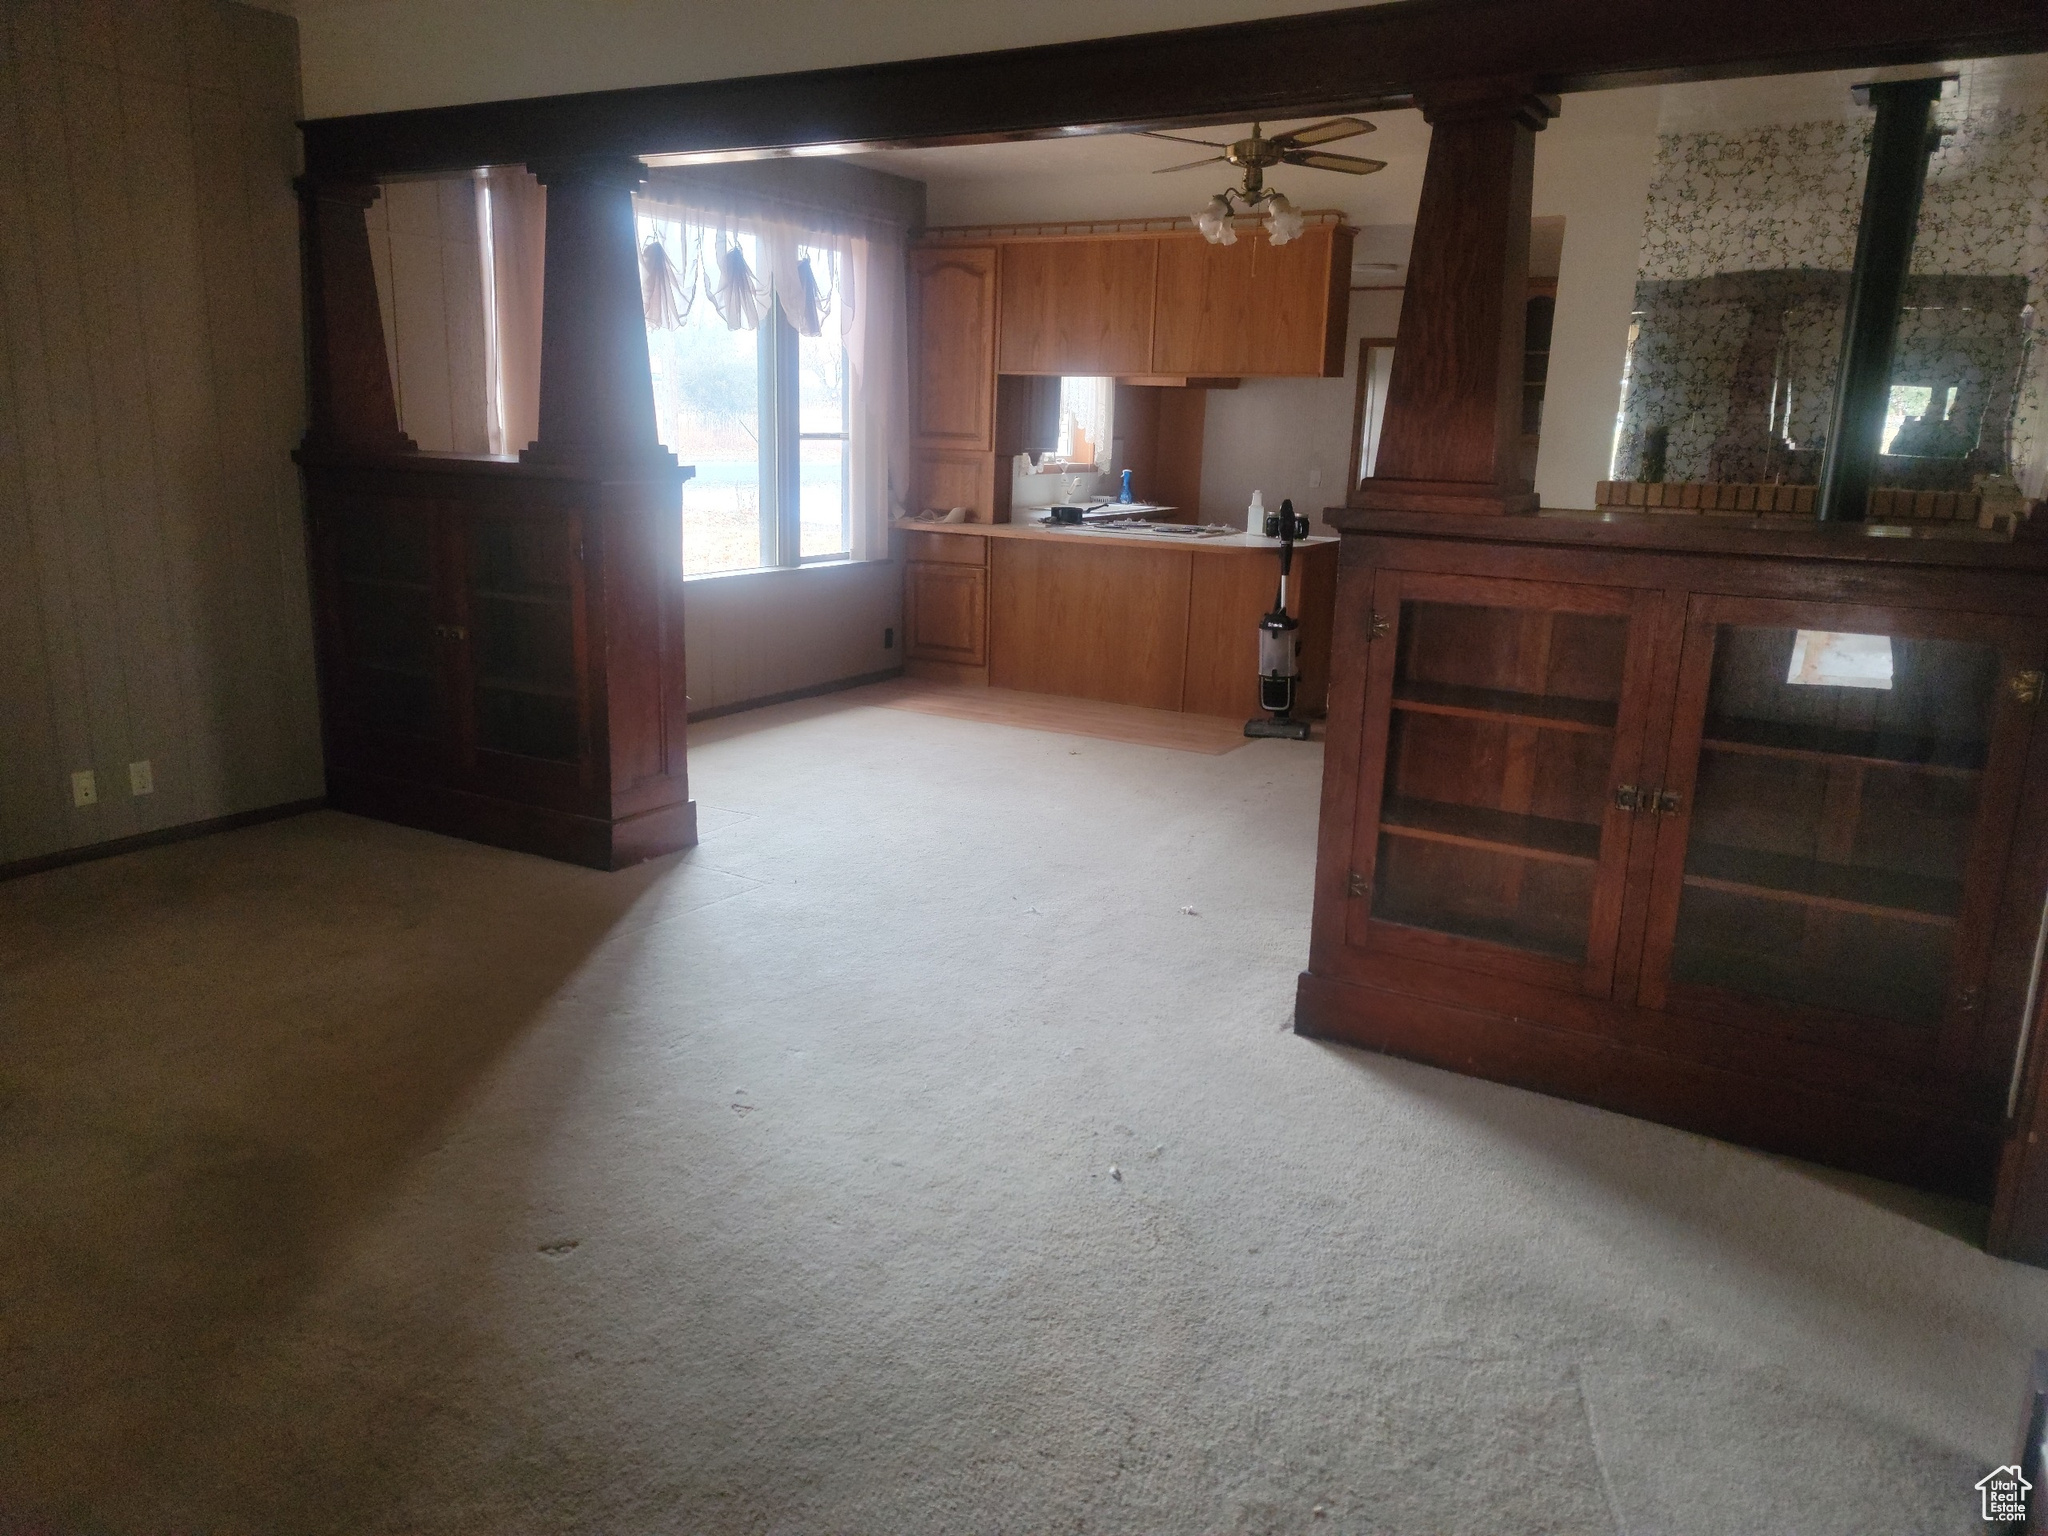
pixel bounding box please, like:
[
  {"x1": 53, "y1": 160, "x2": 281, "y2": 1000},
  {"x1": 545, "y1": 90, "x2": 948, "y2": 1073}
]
[{"x1": 1297, "y1": 969, "x2": 1999, "y2": 1198}]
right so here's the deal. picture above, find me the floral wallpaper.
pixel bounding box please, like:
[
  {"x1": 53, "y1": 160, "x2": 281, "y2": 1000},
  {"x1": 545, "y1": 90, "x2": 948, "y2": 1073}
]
[{"x1": 1617, "y1": 102, "x2": 2047, "y2": 497}]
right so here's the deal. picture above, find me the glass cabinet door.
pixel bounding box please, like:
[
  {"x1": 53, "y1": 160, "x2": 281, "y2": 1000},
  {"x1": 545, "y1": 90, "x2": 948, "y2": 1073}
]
[
  {"x1": 328, "y1": 496, "x2": 441, "y2": 749},
  {"x1": 1640, "y1": 598, "x2": 2041, "y2": 1060},
  {"x1": 1346, "y1": 571, "x2": 1660, "y2": 994},
  {"x1": 463, "y1": 513, "x2": 587, "y2": 768}
]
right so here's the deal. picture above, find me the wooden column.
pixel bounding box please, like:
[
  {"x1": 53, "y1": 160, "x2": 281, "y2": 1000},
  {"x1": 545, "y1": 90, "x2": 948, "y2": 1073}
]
[
  {"x1": 521, "y1": 155, "x2": 677, "y2": 472},
  {"x1": 1814, "y1": 77, "x2": 1944, "y2": 523},
  {"x1": 297, "y1": 179, "x2": 413, "y2": 455},
  {"x1": 1354, "y1": 82, "x2": 1555, "y2": 517}
]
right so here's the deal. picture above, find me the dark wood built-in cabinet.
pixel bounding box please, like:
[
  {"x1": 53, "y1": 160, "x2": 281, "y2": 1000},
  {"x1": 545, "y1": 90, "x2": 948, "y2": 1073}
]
[
  {"x1": 304, "y1": 452, "x2": 696, "y2": 869},
  {"x1": 1302, "y1": 518, "x2": 2048, "y2": 1206}
]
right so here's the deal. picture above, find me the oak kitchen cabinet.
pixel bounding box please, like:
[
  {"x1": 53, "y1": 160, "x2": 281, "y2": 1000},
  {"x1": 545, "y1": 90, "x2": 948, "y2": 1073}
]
[
  {"x1": 897, "y1": 523, "x2": 1337, "y2": 716},
  {"x1": 910, "y1": 244, "x2": 999, "y2": 522},
  {"x1": 903, "y1": 530, "x2": 990, "y2": 679},
  {"x1": 986, "y1": 223, "x2": 1352, "y2": 380},
  {"x1": 908, "y1": 219, "x2": 1354, "y2": 520},
  {"x1": 997, "y1": 238, "x2": 1159, "y2": 375},
  {"x1": 1150, "y1": 223, "x2": 1352, "y2": 378}
]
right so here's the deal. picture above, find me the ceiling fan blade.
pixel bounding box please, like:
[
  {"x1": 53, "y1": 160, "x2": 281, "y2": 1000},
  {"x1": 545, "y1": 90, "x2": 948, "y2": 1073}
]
[
  {"x1": 1138, "y1": 130, "x2": 1229, "y2": 149},
  {"x1": 1283, "y1": 150, "x2": 1388, "y2": 175},
  {"x1": 1272, "y1": 117, "x2": 1374, "y2": 149},
  {"x1": 1152, "y1": 155, "x2": 1226, "y2": 174}
]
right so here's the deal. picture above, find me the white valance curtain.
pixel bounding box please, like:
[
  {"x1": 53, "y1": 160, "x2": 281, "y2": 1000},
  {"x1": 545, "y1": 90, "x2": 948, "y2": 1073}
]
[{"x1": 634, "y1": 175, "x2": 909, "y2": 562}]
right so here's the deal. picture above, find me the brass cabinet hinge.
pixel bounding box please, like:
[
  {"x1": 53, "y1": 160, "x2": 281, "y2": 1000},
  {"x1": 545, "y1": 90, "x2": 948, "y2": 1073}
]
[
  {"x1": 1347, "y1": 871, "x2": 1368, "y2": 898},
  {"x1": 2011, "y1": 669, "x2": 2044, "y2": 705},
  {"x1": 1368, "y1": 611, "x2": 1392, "y2": 641},
  {"x1": 435, "y1": 623, "x2": 468, "y2": 642},
  {"x1": 1653, "y1": 789, "x2": 1683, "y2": 814}
]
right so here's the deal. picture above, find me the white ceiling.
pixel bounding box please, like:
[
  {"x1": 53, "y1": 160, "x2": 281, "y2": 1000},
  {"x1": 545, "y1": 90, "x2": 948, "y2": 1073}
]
[
  {"x1": 844, "y1": 115, "x2": 1406, "y2": 182},
  {"x1": 846, "y1": 54, "x2": 2048, "y2": 187}
]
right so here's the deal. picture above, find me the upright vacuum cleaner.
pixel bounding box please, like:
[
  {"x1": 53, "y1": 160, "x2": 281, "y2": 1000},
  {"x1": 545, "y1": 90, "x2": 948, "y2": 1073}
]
[{"x1": 1244, "y1": 498, "x2": 1314, "y2": 741}]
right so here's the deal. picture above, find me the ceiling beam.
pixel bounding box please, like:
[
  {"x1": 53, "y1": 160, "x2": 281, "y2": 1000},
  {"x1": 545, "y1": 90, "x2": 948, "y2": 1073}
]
[{"x1": 300, "y1": 0, "x2": 2048, "y2": 180}]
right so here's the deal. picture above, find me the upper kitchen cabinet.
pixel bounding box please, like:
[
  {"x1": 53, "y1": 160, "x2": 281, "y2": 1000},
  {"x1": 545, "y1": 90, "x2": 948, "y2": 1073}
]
[
  {"x1": 911, "y1": 245, "x2": 997, "y2": 450},
  {"x1": 997, "y1": 239, "x2": 1158, "y2": 376},
  {"x1": 914, "y1": 216, "x2": 1354, "y2": 388},
  {"x1": 1246, "y1": 224, "x2": 1352, "y2": 377},
  {"x1": 1153, "y1": 224, "x2": 1353, "y2": 378},
  {"x1": 1151, "y1": 236, "x2": 1257, "y2": 377}
]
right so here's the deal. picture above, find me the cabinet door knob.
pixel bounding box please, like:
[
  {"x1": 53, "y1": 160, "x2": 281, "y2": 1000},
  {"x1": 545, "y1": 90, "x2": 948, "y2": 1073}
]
[
  {"x1": 1614, "y1": 784, "x2": 1644, "y2": 811},
  {"x1": 1653, "y1": 789, "x2": 1683, "y2": 814},
  {"x1": 2010, "y1": 669, "x2": 2044, "y2": 705}
]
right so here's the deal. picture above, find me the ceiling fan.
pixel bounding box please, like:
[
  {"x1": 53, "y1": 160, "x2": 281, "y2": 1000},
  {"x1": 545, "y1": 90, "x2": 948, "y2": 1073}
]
[{"x1": 1143, "y1": 118, "x2": 1385, "y2": 246}]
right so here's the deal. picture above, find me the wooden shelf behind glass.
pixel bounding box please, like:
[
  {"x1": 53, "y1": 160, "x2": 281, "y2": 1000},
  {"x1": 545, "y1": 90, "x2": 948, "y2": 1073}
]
[
  {"x1": 1699, "y1": 716, "x2": 1986, "y2": 777},
  {"x1": 1391, "y1": 681, "x2": 1617, "y2": 734},
  {"x1": 1379, "y1": 796, "x2": 1602, "y2": 866},
  {"x1": 1681, "y1": 841, "x2": 1962, "y2": 927}
]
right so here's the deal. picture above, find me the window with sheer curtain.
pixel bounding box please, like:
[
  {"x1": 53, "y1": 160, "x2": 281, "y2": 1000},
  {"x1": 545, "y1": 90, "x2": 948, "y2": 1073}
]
[
  {"x1": 634, "y1": 193, "x2": 906, "y2": 578},
  {"x1": 465, "y1": 164, "x2": 909, "y2": 581}
]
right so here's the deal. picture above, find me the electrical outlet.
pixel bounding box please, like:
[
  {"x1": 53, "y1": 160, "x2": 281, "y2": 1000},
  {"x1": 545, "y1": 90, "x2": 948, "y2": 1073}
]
[
  {"x1": 129, "y1": 760, "x2": 154, "y2": 796},
  {"x1": 70, "y1": 770, "x2": 96, "y2": 808},
  {"x1": 1308, "y1": 468, "x2": 1323, "y2": 488}
]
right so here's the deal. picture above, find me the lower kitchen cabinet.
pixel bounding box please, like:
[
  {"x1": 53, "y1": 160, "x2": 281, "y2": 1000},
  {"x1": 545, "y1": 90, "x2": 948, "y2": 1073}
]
[
  {"x1": 904, "y1": 559, "x2": 990, "y2": 672},
  {"x1": 1300, "y1": 515, "x2": 2048, "y2": 1210}
]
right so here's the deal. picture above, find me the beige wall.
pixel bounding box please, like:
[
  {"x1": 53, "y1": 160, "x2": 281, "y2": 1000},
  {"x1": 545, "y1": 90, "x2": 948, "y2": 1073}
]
[
  {"x1": 1199, "y1": 288, "x2": 1406, "y2": 531},
  {"x1": 0, "y1": 0, "x2": 319, "y2": 867},
  {"x1": 683, "y1": 561, "x2": 902, "y2": 715}
]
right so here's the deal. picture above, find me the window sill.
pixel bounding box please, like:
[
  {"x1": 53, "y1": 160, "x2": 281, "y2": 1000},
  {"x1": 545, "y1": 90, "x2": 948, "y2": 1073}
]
[{"x1": 684, "y1": 555, "x2": 879, "y2": 583}]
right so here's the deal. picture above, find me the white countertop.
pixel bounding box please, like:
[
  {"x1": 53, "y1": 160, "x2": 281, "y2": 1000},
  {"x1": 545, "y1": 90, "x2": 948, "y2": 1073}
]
[{"x1": 896, "y1": 518, "x2": 1337, "y2": 555}]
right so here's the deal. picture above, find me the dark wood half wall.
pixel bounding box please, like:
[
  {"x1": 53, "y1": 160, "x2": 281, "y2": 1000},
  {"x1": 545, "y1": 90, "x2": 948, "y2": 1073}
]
[{"x1": 300, "y1": 0, "x2": 2048, "y2": 179}]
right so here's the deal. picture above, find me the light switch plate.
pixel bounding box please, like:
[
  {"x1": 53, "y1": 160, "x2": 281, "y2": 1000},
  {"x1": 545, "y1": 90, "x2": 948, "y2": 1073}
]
[
  {"x1": 1308, "y1": 468, "x2": 1323, "y2": 488},
  {"x1": 129, "y1": 760, "x2": 154, "y2": 796},
  {"x1": 70, "y1": 770, "x2": 96, "y2": 807}
]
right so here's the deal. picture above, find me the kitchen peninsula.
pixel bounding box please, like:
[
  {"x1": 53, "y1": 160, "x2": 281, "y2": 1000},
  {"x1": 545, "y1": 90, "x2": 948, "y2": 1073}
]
[{"x1": 897, "y1": 520, "x2": 1337, "y2": 718}]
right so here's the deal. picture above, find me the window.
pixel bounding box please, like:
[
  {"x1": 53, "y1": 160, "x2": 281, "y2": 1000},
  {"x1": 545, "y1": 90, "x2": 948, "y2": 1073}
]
[
  {"x1": 797, "y1": 315, "x2": 851, "y2": 560},
  {"x1": 1054, "y1": 376, "x2": 1114, "y2": 470},
  {"x1": 639, "y1": 218, "x2": 857, "y2": 577}
]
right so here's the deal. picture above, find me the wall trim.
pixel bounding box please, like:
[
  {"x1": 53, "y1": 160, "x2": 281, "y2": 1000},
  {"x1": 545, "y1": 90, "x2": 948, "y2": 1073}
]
[
  {"x1": 689, "y1": 666, "x2": 905, "y2": 722},
  {"x1": 0, "y1": 799, "x2": 328, "y2": 885}
]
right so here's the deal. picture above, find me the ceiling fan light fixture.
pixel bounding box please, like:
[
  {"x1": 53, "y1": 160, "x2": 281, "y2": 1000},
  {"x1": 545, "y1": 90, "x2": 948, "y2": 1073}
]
[
  {"x1": 1263, "y1": 190, "x2": 1304, "y2": 246},
  {"x1": 1195, "y1": 194, "x2": 1237, "y2": 245}
]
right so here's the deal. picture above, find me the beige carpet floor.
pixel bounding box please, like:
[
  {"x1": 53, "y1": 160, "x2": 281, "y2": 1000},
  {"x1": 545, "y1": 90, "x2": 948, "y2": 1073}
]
[{"x1": 3, "y1": 681, "x2": 2045, "y2": 1534}]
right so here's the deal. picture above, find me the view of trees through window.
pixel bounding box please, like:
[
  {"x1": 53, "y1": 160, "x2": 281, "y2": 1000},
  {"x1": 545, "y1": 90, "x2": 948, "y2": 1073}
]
[{"x1": 641, "y1": 225, "x2": 852, "y2": 577}]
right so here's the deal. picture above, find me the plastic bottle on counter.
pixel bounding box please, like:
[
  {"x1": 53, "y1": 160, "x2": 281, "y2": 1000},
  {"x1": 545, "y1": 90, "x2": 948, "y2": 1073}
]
[{"x1": 1247, "y1": 489, "x2": 1265, "y2": 536}]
